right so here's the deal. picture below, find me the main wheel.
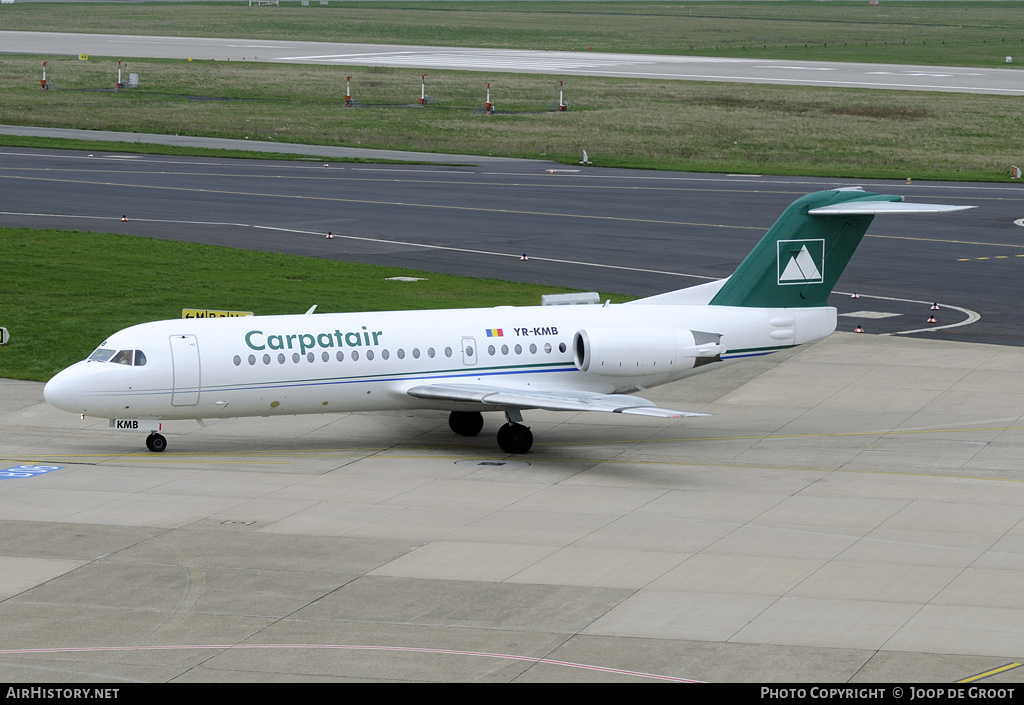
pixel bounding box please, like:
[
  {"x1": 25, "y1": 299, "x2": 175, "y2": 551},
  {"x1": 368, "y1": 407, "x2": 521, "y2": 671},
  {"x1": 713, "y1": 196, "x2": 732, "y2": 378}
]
[
  {"x1": 448, "y1": 410, "x2": 484, "y2": 437},
  {"x1": 146, "y1": 433, "x2": 167, "y2": 453},
  {"x1": 496, "y1": 423, "x2": 533, "y2": 454}
]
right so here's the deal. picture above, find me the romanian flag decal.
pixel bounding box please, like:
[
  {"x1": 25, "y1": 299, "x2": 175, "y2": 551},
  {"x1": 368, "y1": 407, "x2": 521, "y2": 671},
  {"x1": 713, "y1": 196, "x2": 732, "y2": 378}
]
[{"x1": 485, "y1": 329, "x2": 503, "y2": 337}]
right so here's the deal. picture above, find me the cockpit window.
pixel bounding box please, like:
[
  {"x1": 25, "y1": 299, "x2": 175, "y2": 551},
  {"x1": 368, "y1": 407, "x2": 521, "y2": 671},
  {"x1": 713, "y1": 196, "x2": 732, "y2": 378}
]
[
  {"x1": 110, "y1": 350, "x2": 134, "y2": 366},
  {"x1": 89, "y1": 349, "x2": 147, "y2": 366},
  {"x1": 88, "y1": 348, "x2": 116, "y2": 363}
]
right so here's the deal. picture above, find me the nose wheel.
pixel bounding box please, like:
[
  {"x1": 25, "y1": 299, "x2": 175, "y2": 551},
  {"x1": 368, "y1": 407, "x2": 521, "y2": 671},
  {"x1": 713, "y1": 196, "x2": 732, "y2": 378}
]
[{"x1": 146, "y1": 432, "x2": 167, "y2": 453}]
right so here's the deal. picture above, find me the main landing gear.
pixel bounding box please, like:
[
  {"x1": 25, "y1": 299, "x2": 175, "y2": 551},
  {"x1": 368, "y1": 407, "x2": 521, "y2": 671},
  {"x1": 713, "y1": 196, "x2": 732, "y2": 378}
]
[
  {"x1": 146, "y1": 432, "x2": 167, "y2": 453},
  {"x1": 447, "y1": 409, "x2": 534, "y2": 454},
  {"x1": 448, "y1": 410, "x2": 485, "y2": 437},
  {"x1": 496, "y1": 421, "x2": 533, "y2": 454}
]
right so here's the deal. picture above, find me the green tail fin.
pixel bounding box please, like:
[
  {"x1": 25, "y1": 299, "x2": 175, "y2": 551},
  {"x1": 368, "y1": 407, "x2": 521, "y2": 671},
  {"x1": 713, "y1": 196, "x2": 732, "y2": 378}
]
[{"x1": 709, "y1": 189, "x2": 901, "y2": 309}]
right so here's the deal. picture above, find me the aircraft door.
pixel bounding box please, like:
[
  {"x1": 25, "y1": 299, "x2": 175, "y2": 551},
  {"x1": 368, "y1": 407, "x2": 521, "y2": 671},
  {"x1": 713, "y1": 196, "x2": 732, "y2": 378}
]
[
  {"x1": 461, "y1": 337, "x2": 478, "y2": 366},
  {"x1": 170, "y1": 334, "x2": 201, "y2": 406}
]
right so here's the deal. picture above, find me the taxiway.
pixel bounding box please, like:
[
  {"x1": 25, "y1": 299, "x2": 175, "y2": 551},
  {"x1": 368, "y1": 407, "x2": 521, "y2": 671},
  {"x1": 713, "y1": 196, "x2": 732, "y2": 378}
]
[{"x1": 4, "y1": 332, "x2": 1024, "y2": 682}]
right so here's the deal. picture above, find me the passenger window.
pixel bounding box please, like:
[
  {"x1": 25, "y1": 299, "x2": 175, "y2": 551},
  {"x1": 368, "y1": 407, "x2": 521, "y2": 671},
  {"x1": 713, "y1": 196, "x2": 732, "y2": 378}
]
[
  {"x1": 444, "y1": 347, "x2": 453, "y2": 358},
  {"x1": 110, "y1": 350, "x2": 133, "y2": 366},
  {"x1": 233, "y1": 355, "x2": 241, "y2": 366}
]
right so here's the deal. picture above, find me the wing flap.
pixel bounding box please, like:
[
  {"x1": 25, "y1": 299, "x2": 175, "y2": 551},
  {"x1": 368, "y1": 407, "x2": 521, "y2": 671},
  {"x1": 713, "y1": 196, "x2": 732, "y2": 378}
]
[{"x1": 406, "y1": 383, "x2": 708, "y2": 418}]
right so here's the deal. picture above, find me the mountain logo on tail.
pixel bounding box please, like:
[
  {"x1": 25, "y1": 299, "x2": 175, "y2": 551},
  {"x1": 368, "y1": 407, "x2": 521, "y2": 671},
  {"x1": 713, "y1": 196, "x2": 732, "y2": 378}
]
[{"x1": 778, "y1": 239, "x2": 824, "y2": 285}]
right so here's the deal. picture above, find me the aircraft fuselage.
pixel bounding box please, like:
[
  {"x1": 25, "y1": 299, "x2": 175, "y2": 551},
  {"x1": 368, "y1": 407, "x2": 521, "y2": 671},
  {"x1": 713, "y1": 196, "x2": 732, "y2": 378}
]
[{"x1": 43, "y1": 302, "x2": 834, "y2": 421}]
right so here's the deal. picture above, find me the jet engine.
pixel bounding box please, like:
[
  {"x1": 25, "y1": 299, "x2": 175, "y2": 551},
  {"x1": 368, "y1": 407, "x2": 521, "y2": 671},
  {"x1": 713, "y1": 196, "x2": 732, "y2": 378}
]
[{"x1": 572, "y1": 328, "x2": 723, "y2": 377}]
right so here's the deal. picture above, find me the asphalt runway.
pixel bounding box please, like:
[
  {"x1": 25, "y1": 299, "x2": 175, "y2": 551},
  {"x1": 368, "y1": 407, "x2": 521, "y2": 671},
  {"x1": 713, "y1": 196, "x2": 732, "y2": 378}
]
[
  {"x1": 3, "y1": 31, "x2": 1023, "y2": 96},
  {"x1": 0, "y1": 145, "x2": 1021, "y2": 346}
]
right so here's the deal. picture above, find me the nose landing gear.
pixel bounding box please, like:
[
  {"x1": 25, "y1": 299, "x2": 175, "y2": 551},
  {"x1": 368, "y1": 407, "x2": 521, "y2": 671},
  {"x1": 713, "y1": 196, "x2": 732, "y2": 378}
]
[{"x1": 146, "y1": 432, "x2": 167, "y2": 453}]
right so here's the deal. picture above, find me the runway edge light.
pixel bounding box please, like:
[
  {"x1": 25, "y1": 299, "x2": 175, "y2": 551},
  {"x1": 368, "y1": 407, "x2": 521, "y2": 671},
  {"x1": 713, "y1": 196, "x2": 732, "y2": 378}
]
[{"x1": 0, "y1": 327, "x2": 8, "y2": 346}]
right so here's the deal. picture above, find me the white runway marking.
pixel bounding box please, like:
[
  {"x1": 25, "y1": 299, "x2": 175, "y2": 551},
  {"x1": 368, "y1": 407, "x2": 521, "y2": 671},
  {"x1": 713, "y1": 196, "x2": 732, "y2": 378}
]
[{"x1": 273, "y1": 50, "x2": 651, "y2": 71}]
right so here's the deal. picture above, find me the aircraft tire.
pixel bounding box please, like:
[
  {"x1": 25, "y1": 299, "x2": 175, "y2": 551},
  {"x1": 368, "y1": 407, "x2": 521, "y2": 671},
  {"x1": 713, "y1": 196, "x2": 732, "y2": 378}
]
[
  {"x1": 448, "y1": 411, "x2": 484, "y2": 437},
  {"x1": 146, "y1": 433, "x2": 167, "y2": 453},
  {"x1": 497, "y1": 423, "x2": 533, "y2": 454}
]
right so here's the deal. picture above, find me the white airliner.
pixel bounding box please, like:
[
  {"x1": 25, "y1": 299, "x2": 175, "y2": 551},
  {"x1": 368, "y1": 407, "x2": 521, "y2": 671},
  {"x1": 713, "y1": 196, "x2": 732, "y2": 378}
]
[{"x1": 44, "y1": 189, "x2": 972, "y2": 454}]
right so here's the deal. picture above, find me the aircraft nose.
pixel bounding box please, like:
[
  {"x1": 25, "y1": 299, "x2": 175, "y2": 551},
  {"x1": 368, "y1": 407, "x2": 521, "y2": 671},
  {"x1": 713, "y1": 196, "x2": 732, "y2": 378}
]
[{"x1": 43, "y1": 370, "x2": 82, "y2": 413}]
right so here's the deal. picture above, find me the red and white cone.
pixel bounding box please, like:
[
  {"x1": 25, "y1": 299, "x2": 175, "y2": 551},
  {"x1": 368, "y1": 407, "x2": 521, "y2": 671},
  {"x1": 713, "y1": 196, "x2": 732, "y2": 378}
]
[
  {"x1": 326, "y1": 231, "x2": 334, "y2": 239},
  {"x1": 854, "y1": 324, "x2": 864, "y2": 333}
]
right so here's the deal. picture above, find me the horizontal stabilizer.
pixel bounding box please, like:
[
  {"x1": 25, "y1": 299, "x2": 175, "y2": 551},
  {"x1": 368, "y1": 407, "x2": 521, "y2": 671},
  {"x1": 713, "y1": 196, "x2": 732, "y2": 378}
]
[
  {"x1": 808, "y1": 202, "x2": 976, "y2": 216},
  {"x1": 407, "y1": 383, "x2": 709, "y2": 418}
]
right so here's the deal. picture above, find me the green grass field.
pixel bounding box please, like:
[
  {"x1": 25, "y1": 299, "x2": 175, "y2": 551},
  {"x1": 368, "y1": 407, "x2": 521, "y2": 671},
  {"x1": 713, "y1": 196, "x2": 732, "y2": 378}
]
[
  {"x1": 0, "y1": 228, "x2": 628, "y2": 382},
  {"x1": 1, "y1": 54, "x2": 1018, "y2": 180},
  {"x1": 0, "y1": 2, "x2": 1021, "y2": 179}
]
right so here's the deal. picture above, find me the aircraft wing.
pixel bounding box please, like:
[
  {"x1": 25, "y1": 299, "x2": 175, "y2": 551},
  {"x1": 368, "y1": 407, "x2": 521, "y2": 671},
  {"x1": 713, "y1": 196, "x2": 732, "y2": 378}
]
[{"x1": 406, "y1": 383, "x2": 709, "y2": 418}]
